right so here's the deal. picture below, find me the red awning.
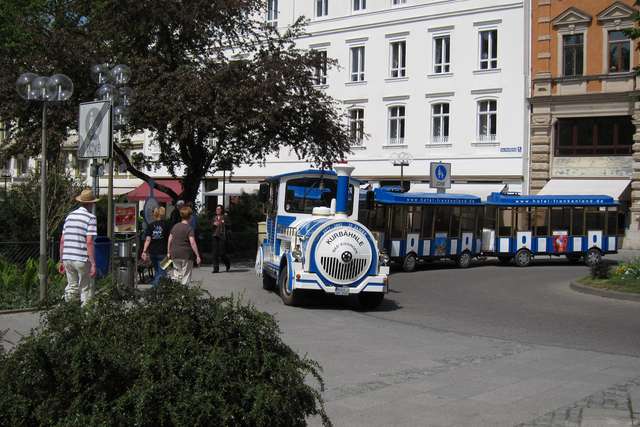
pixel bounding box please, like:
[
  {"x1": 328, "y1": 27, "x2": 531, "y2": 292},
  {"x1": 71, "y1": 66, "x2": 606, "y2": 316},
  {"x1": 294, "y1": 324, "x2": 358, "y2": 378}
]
[{"x1": 126, "y1": 179, "x2": 183, "y2": 203}]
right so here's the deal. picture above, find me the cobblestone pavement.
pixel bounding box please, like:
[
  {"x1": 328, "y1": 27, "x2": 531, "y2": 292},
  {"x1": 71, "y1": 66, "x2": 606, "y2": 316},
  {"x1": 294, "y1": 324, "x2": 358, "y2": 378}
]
[{"x1": 518, "y1": 376, "x2": 640, "y2": 426}]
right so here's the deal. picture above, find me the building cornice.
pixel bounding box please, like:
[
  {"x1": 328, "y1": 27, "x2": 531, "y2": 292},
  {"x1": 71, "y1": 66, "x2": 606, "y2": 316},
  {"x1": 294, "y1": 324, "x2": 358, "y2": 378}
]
[
  {"x1": 530, "y1": 91, "x2": 640, "y2": 106},
  {"x1": 301, "y1": 2, "x2": 524, "y2": 39}
]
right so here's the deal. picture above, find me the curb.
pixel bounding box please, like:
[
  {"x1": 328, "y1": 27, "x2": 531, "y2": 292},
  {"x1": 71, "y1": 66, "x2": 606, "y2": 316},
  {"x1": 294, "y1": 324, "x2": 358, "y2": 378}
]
[
  {"x1": 0, "y1": 307, "x2": 43, "y2": 315},
  {"x1": 570, "y1": 281, "x2": 640, "y2": 303}
]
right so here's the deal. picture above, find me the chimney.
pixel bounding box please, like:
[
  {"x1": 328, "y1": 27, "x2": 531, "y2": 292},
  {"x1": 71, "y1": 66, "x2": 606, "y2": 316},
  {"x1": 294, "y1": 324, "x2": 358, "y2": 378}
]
[{"x1": 334, "y1": 163, "x2": 355, "y2": 218}]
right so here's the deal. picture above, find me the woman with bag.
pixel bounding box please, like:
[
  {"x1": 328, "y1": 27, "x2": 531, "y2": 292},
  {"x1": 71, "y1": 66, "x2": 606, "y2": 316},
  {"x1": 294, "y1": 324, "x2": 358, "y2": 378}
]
[
  {"x1": 211, "y1": 204, "x2": 231, "y2": 273},
  {"x1": 168, "y1": 206, "x2": 202, "y2": 285}
]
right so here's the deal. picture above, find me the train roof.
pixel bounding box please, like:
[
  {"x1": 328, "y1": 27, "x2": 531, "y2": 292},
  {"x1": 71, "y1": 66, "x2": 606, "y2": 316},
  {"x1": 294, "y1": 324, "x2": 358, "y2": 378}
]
[
  {"x1": 373, "y1": 189, "x2": 481, "y2": 206},
  {"x1": 266, "y1": 169, "x2": 362, "y2": 184},
  {"x1": 486, "y1": 192, "x2": 617, "y2": 207}
]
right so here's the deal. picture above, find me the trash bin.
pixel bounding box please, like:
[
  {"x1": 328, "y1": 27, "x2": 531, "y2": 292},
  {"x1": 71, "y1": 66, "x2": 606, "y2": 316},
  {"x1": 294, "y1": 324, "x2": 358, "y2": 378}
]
[{"x1": 94, "y1": 236, "x2": 111, "y2": 278}]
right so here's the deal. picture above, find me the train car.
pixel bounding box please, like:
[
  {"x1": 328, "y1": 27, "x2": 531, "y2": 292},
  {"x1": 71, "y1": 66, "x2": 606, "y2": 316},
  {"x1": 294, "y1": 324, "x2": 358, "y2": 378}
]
[
  {"x1": 482, "y1": 192, "x2": 623, "y2": 267},
  {"x1": 360, "y1": 189, "x2": 483, "y2": 271},
  {"x1": 255, "y1": 165, "x2": 390, "y2": 308}
]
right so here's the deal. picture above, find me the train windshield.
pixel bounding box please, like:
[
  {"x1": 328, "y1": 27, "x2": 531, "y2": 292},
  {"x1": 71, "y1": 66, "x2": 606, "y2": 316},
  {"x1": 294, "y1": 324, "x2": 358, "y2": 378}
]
[{"x1": 284, "y1": 177, "x2": 354, "y2": 215}]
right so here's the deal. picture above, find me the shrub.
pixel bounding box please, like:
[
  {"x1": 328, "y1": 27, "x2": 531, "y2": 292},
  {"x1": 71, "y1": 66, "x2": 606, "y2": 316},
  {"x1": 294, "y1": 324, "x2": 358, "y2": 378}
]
[
  {"x1": 611, "y1": 258, "x2": 640, "y2": 282},
  {"x1": 0, "y1": 258, "x2": 66, "y2": 310},
  {"x1": 0, "y1": 281, "x2": 330, "y2": 426}
]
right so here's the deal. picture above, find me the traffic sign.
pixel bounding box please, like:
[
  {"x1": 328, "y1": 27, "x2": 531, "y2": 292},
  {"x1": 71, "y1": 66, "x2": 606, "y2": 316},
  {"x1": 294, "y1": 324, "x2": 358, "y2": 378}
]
[
  {"x1": 430, "y1": 162, "x2": 451, "y2": 189},
  {"x1": 78, "y1": 100, "x2": 111, "y2": 159}
]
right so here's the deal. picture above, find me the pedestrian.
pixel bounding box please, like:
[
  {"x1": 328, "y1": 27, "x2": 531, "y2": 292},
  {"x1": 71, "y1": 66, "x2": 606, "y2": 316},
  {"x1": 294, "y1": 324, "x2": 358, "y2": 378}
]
[
  {"x1": 141, "y1": 206, "x2": 169, "y2": 287},
  {"x1": 168, "y1": 205, "x2": 202, "y2": 285},
  {"x1": 170, "y1": 199, "x2": 185, "y2": 227},
  {"x1": 211, "y1": 204, "x2": 231, "y2": 273},
  {"x1": 58, "y1": 188, "x2": 99, "y2": 305}
]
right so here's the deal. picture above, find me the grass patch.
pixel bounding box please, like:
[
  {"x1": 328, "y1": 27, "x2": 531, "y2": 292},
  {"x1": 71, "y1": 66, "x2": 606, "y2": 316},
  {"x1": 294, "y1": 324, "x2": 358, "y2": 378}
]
[{"x1": 577, "y1": 276, "x2": 640, "y2": 294}]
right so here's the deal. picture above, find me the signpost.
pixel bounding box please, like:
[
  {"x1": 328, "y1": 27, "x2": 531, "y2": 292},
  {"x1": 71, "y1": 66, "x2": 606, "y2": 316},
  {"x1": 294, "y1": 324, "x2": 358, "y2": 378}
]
[
  {"x1": 114, "y1": 203, "x2": 138, "y2": 234},
  {"x1": 78, "y1": 100, "x2": 111, "y2": 159},
  {"x1": 430, "y1": 162, "x2": 451, "y2": 194}
]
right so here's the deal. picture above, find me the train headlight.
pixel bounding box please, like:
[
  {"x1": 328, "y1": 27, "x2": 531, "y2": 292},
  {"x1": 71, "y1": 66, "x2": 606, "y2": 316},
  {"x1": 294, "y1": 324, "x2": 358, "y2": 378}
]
[
  {"x1": 379, "y1": 250, "x2": 390, "y2": 266},
  {"x1": 292, "y1": 245, "x2": 303, "y2": 262}
]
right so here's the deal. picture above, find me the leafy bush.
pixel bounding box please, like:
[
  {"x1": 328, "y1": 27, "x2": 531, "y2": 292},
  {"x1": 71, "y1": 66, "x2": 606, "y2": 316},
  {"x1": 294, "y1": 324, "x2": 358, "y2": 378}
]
[
  {"x1": 0, "y1": 258, "x2": 66, "y2": 310},
  {"x1": 0, "y1": 281, "x2": 330, "y2": 426},
  {"x1": 590, "y1": 261, "x2": 610, "y2": 280},
  {"x1": 609, "y1": 258, "x2": 640, "y2": 284}
]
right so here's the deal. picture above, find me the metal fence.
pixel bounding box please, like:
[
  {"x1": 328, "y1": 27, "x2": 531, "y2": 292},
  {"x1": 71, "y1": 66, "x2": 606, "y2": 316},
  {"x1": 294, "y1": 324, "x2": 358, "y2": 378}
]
[
  {"x1": 0, "y1": 231, "x2": 258, "y2": 267},
  {"x1": 0, "y1": 241, "x2": 59, "y2": 265}
]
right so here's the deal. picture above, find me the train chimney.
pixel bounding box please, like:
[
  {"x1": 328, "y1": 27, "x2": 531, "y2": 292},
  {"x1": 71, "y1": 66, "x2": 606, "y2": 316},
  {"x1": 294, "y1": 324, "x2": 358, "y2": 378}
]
[{"x1": 334, "y1": 163, "x2": 355, "y2": 219}]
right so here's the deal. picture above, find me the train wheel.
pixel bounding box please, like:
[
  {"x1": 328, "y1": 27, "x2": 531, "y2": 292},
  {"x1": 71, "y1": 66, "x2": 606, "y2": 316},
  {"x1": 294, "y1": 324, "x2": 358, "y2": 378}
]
[
  {"x1": 585, "y1": 248, "x2": 602, "y2": 267},
  {"x1": 456, "y1": 251, "x2": 472, "y2": 268},
  {"x1": 262, "y1": 270, "x2": 276, "y2": 291},
  {"x1": 357, "y1": 292, "x2": 384, "y2": 310},
  {"x1": 514, "y1": 249, "x2": 532, "y2": 267},
  {"x1": 497, "y1": 255, "x2": 512, "y2": 265},
  {"x1": 279, "y1": 262, "x2": 300, "y2": 306},
  {"x1": 402, "y1": 254, "x2": 417, "y2": 272}
]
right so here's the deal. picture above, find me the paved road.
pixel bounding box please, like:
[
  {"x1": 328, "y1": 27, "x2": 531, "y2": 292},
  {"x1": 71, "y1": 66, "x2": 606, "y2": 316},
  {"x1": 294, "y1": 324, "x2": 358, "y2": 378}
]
[
  {"x1": 2, "y1": 258, "x2": 640, "y2": 426},
  {"x1": 377, "y1": 258, "x2": 640, "y2": 357}
]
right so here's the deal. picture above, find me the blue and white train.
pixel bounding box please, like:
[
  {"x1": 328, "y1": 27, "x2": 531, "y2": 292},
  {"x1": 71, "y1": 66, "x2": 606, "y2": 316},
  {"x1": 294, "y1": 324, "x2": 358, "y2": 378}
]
[
  {"x1": 255, "y1": 165, "x2": 390, "y2": 308},
  {"x1": 359, "y1": 188, "x2": 623, "y2": 270}
]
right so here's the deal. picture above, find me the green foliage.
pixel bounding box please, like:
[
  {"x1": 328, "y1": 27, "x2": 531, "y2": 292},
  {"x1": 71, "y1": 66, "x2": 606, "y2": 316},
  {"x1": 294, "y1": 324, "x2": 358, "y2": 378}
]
[
  {"x1": 228, "y1": 192, "x2": 265, "y2": 232},
  {"x1": 0, "y1": 281, "x2": 331, "y2": 426},
  {"x1": 0, "y1": 168, "x2": 84, "y2": 241},
  {"x1": 0, "y1": 258, "x2": 65, "y2": 310},
  {"x1": 611, "y1": 258, "x2": 640, "y2": 282},
  {"x1": 590, "y1": 261, "x2": 610, "y2": 280}
]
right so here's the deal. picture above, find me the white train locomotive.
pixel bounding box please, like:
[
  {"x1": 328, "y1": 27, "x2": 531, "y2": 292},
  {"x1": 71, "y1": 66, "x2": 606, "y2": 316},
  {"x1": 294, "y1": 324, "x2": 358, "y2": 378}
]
[{"x1": 255, "y1": 164, "x2": 390, "y2": 308}]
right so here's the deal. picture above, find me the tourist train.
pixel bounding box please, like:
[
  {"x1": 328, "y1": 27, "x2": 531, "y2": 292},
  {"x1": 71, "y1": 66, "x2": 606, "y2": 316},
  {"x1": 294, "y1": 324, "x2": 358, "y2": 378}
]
[
  {"x1": 255, "y1": 165, "x2": 390, "y2": 308},
  {"x1": 256, "y1": 166, "x2": 622, "y2": 306}
]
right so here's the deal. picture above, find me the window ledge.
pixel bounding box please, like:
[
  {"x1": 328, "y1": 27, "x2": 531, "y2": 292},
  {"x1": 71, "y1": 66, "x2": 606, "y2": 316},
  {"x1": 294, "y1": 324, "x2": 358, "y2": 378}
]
[
  {"x1": 425, "y1": 142, "x2": 453, "y2": 147},
  {"x1": 428, "y1": 72, "x2": 454, "y2": 78},
  {"x1": 313, "y1": 84, "x2": 329, "y2": 89},
  {"x1": 473, "y1": 68, "x2": 501, "y2": 75},
  {"x1": 385, "y1": 76, "x2": 409, "y2": 83},
  {"x1": 351, "y1": 145, "x2": 366, "y2": 150},
  {"x1": 382, "y1": 144, "x2": 408, "y2": 149},
  {"x1": 345, "y1": 80, "x2": 367, "y2": 86}
]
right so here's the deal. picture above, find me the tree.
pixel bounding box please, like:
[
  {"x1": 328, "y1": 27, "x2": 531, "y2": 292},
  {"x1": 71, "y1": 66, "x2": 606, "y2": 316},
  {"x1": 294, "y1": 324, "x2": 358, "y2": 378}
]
[{"x1": 0, "y1": 0, "x2": 352, "y2": 204}]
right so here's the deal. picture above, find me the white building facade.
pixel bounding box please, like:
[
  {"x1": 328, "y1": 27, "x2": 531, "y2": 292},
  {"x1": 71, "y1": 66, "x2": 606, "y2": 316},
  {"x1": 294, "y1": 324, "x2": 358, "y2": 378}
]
[{"x1": 229, "y1": 0, "x2": 530, "y2": 198}]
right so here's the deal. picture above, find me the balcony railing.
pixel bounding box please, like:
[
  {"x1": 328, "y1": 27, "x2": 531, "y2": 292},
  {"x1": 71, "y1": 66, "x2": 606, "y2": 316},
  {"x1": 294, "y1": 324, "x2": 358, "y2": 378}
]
[
  {"x1": 475, "y1": 134, "x2": 497, "y2": 144},
  {"x1": 388, "y1": 137, "x2": 405, "y2": 145},
  {"x1": 429, "y1": 135, "x2": 449, "y2": 145}
]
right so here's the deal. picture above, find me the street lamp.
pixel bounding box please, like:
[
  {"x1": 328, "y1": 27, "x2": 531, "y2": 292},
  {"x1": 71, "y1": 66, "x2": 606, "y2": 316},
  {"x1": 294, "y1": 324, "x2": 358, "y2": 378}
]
[
  {"x1": 391, "y1": 152, "x2": 412, "y2": 192},
  {"x1": 16, "y1": 72, "x2": 74, "y2": 304},
  {"x1": 92, "y1": 63, "x2": 133, "y2": 238}
]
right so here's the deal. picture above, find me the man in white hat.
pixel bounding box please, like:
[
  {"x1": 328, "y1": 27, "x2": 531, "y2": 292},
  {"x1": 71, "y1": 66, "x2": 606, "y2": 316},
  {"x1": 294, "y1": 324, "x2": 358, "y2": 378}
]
[{"x1": 58, "y1": 188, "x2": 99, "y2": 305}]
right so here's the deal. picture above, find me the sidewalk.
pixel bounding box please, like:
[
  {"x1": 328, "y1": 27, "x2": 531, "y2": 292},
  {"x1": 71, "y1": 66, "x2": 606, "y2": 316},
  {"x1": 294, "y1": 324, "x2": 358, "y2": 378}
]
[{"x1": 519, "y1": 377, "x2": 640, "y2": 427}]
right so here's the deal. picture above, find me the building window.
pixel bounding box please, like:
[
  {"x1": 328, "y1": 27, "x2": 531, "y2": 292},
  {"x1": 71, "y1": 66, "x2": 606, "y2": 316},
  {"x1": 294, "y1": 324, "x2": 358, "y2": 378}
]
[
  {"x1": 391, "y1": 0, "x2": 406, "y2": 6},
  {"x1": 431, "y1": 103, "x2": 450, "y2": 144},
  {"x1": 433, "y1": 35, "x2": 450, "y2": 74},
  {"x1": 349, "y1": 108, "x2": 365, "y2": 146},
  {"x1": 388, "y1": 106, "x2": 406, "y2": 145},
  {"x1": 608, "y1": 30, "x2": 631, "y2": 73},
  {"x1": 353, "y1": 0, "x2": 366, "y2": 11},
  {"x1": 312, "y1": 50, "x2": 327, "y2": 85},
  {"x1": 555, "y1": 116, "x2": 634, "y2": 156},
  {"x1": 350, "y1": 46, "x2": 365, "y2": 82},
  {"x1": 15, "y1": 157, "x2": 28, "y2": 176},
  {"x1": 390, "y1": 40, "x2": 406, "y2": 78},
  {"x1": 477, "y1": 100, "x2": 497, "y2": 142},
  {"x1": 479, "y1": 29, "x2": 498, "y2": 70},
  {"x1": 562, "y1": 34, "x2": 583, "y2": 76},
  {"x1": 316, "y1": 0, "x2": 328, "y2": 17},
  {"x1": 266, "y1": 0, "x2": 278, "y2": 26}
]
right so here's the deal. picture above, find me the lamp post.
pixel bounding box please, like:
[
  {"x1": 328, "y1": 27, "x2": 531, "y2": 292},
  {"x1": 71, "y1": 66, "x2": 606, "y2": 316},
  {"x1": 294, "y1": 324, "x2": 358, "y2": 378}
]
[
  {"x1": 391, "y1": 152, "x2": 412, "y2": 192},
  {"x1": 16, "y1": 72, "x2": 73, "y2": 304},
  {"x1": 91, "y1": 63, "x2": 133, "y2": 238}
]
